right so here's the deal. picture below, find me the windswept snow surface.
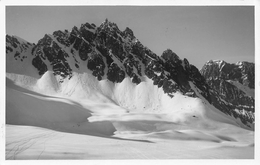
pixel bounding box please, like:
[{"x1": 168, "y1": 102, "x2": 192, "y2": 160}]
[{"x1": 5, "y1": 72, "x2": 254, "y2": 159}]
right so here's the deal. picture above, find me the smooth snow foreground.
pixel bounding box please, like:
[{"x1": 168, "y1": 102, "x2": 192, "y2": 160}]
[
  {"x1": 6, "y1": 124, "x2": 254, "y2": 159},
  {"x1": 6, "y1": 79, "x2": 254, "y2": 159}
]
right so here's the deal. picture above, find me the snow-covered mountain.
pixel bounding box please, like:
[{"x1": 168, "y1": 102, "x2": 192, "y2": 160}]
[
  {"x1": 201, "y1": 60, "x2": 255, "y2": 128},
  {"x1": 5, "y1": 19, "x2": 255, "y2": 159},
  {"x1": 6, "y1": 19, "x2": 254, "y2": 130}
]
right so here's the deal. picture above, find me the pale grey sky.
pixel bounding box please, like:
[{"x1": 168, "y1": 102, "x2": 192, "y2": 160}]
[{"x1": 6, "y1": 6, "x2": 254, "y2": 69}]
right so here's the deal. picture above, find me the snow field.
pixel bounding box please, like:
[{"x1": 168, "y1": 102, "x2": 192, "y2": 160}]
[{"x1": 5, "y1": 69, "x2": 254, "y2": 159}]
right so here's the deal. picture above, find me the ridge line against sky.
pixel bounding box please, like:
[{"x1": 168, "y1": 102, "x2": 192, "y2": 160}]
[{"x1": 5, "y1": 5, "x2": 254, "y2": 69}]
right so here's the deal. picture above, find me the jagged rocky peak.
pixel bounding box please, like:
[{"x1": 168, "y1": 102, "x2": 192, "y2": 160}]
[
  {"x1": 97, "y1": 19, "x2": 137, "y2": 44},
  {"x1": 160, "y1": 49, "x2": 192, "y2": 72},
  {"x1": 37, "y1": 34, "x2": 52, "y2": 46},
  {"x1": 26, "y1": 19, "x2": 145, "y2": 83},
  {"x1": 22, "y1": 19, "x2": 205, "y2": 96},
  {"x1": 99, "y1": 19, "x2": 120, "y2": 31},
  {"x1": 6, "y1": 35, "x2": 35, "y2": 63},
  {"x1": 6, "y1": 35, "x2": 20, "y2": 49},
  {"x1": 200, "y1": 59, "x2": 255, "y2": 128},
  {"x1": 52, "y1": 29, "x2": 71, "y2": 44},
  {"x1": 71, "y1": 26, "x2": 80, "y2": 35},
  {"x1": 6, "y1": 35, "x2": 34, "y2": 54},
  {"x1": 201, "y1": 60, "x2": 254, "y2": 89},
  {"x1": 183, "y1": 58, "x2": 190, "y2": 67},
  {"x1": 80, "y1": 22, "x2": 96, "y2": 30},
  {"x1": 161, "y1": 49, "x2": 181, "y2": 63},
  {"x1": 124, "y1": 27, "x2": 134, "y2": 35},
  {"x1": 6, "y1": 34, "x2": 33, "y2": 46}
]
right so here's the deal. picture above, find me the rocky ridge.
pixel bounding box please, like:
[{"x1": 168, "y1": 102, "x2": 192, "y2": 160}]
[
  {"x1": 6, "y1": 19, "x2": 255, "y2": 129},
  {"x1": 201, "y1": 60, "x2": 254, "y2": 127}
]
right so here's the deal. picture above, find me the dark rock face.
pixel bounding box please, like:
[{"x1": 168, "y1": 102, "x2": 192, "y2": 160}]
[
  {"x1": 201, "y1": 60, "x2": 255, "y2": 127},
  {"x1": 6, "y1": 20, "x2": 209, "y2": 99},
  {"x1": 32, "y1": 56, "x2": 48, "y2": 75},
  {"x1": 87, "y1": 52, "x2": 105, "y2": 81},
  {"x1": 32, "y1": 34, "x2": 72, "y2": 79},
  {"x1": 6, "y1": 35, "x2": 32, "y2": 61},
  {"x1": 6, "y1": 20, "x2": 255, "y2": 129},
  {"x1": 107, "y1": 63, "x2": 125, "y2": 83},
  {"x1": 201, "y1": 60, "x2": 254, "y2": 89}
]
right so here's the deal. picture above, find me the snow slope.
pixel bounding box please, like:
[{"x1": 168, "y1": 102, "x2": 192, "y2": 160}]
[
  {"x1": 5, "y1": 74, "x2": 254, "y2": 159},
  {"x1": 7, "y1": 70, "x2": 248, "y2": 129},
  {"x1": 6, "y1": 83, "x2": 116, "y2": 137}
]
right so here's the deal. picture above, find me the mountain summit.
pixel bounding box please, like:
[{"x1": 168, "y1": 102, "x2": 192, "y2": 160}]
[
  {"x1": 6, "y1": 20, "x2": 254, "y2": 130},
  {"x1": 201, "y1": 60, "x2": 254, "y2": 127}
]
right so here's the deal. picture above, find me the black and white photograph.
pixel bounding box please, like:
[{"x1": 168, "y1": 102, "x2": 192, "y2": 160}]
[{"x1": 1, "y1": 0, "x2": 259, "y2": 164}]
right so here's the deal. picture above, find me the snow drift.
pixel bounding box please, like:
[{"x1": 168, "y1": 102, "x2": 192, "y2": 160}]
[{"x1": 5, "y1": 77, "x2": 254, "y2": 159}]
